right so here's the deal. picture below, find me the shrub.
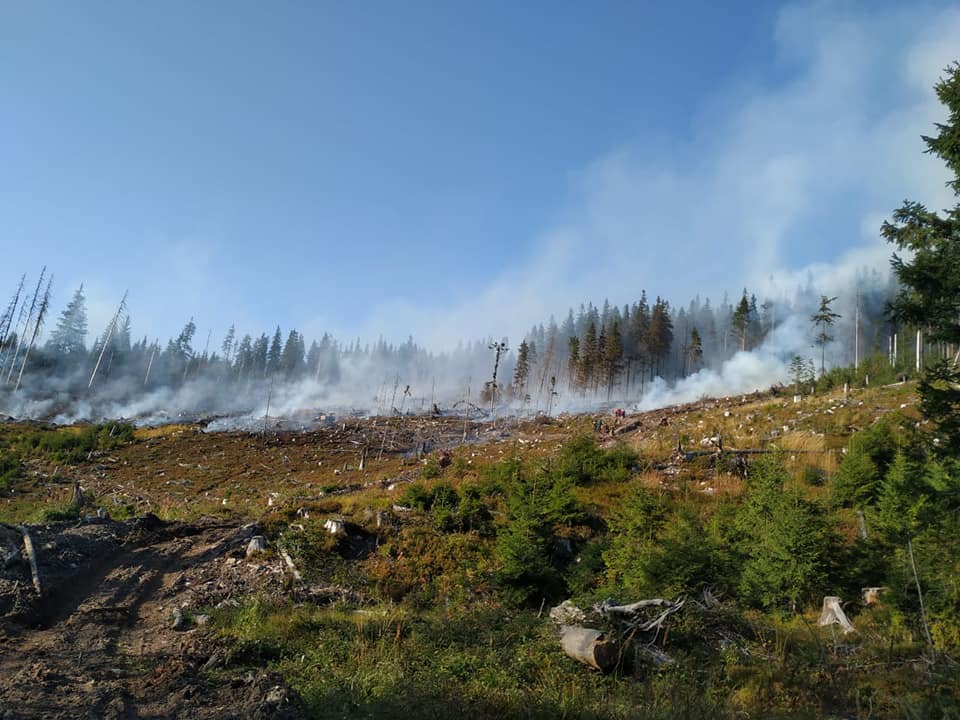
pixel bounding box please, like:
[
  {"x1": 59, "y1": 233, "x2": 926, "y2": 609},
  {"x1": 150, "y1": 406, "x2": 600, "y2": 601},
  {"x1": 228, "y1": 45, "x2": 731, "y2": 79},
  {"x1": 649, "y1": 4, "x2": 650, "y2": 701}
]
[
  {"x1": 554, "y1": 435, "x2": 638, "y2": 485},
  {"x1": 494, "y1": 463, "x2": 581, "y2": 606},
  {"x1": 605, "y1": 487, "x2": 721, "y2": 598},
  {"x1": 420, "y1": 458, "x2": 442, "y2": 479},
  {"x1": 736, "y1": 457, "x2": 836, "y2": 610},
  {"x1": 0, "y1": 452, "x2": 22, "y2": 493}
]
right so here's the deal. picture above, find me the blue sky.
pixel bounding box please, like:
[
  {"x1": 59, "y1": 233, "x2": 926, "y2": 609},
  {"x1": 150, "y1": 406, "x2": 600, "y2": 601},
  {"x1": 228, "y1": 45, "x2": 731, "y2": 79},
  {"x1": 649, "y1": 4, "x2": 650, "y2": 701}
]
[{"x1": 1, "y1": 1, "x2": 958, "y2": 349}]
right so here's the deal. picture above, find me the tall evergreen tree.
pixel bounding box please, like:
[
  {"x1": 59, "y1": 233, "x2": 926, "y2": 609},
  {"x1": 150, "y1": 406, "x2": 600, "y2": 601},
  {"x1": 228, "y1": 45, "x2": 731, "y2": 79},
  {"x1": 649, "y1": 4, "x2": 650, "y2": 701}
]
[
  {"x1": 644, "y1": 298, "x2": 673, "y2": 378},
  {"x1": 580, "y1": 321, "x2": 598, "y2": 393},
  {"x1": 731, "y1": 290, "x2": 751, "y2": 352},
  {"x1": 602, "y1": 319, "x2": 623, "y2": 400},
  {"x1": 280, "y1": 329, "x2": 305, "y2": 378},
  {"x1": 686, "y1": 326, "x2": 703, "y2": 374},
  {"x1": 566, "y1": 336, "x2": 580, "y2": 392},
  {"x1": 46, "y1": 284, "x2": 88, "y2": 356},
  {"x1": 883, "y1": 62, "x2": 960, "y2": 456},
  {"x1": 811, "y1": 296, "x2": 841, "y2": 376},
  {"x1": 267, "y1": 326, "x2": 283, "y2": 376},
  {"x1": 513, "y1": 340, "x2": 531, "y2": 399}
]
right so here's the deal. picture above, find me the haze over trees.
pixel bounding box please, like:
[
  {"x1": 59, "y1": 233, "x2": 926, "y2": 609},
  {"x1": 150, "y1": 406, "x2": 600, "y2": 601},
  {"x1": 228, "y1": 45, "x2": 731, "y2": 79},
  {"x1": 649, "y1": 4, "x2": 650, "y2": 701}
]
[{"x1": 0, "y1": 259, "x2": 935, "y2": 423}]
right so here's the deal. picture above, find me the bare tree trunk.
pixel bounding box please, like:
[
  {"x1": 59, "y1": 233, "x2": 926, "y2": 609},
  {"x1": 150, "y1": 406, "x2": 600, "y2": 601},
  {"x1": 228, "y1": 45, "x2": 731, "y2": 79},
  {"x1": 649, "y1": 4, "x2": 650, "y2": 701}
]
[
  {"x1": 19, "y1": 526, "x2": 42, "y2": 597},
  {"x1": 89, "y1": 291, "x2": 128, "y2": 389},
  {"x1": 5, "y1": 268, "x2": 45, "y2": 385},
  {"x1": 144, "y1": 342, "x2": 158, "y2": 386},
  {"x1": 14, "y1": 274, "x2": 53, "y2": 391},
  {"x1": 907, "y1": 536, "x2": 935, "y2": 660}
]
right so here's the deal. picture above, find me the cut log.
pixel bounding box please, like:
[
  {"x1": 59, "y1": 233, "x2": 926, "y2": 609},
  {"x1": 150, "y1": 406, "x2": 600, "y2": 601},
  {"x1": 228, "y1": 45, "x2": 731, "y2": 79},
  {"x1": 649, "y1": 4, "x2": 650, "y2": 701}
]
[
  {"x1": 818, "y1": 596, "x2": 855, "y2": 634},
  {"x1": 19, "y1": 526, "x2": 42, "y2": 596},
  {"x1": 280, "y1": 550, "x2": 303, "y2": 582},
  {"x1": 559, "y1": 626, "x2": 619, "y2": 671},
  {"x1": 246, "y1": 536, "x2": 267, "y2": 557}
]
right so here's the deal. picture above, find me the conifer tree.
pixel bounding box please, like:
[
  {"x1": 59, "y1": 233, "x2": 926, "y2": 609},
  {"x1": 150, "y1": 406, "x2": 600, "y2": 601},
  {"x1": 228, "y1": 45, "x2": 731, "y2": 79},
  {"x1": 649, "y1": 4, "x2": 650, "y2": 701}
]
[
  {"x1": 267, "y1": 326, "x2": 283, "y2": 375},
  {"x1": 883, "y1": 62, "x2": 960, "y2": 456},
  {"x1": 280, "y1": 329, "x2": 305, "y2": 377},
  {"x1": 731, "y1": 290, "x2": 751, "y2": 351},
  {"x1": 221, "y1": 324, "x2": 236, "y2": 364},
  {"x1": 252, "y1": 333, "x2": 269, "y2": 377},
  {"x1": 580, "y1": 321, "x2": 598, "y2": 393},
  {"x1": 811, "y1": 295, "x2": 841, "y2": 376},
  {"x1": 513, "y1": 340, "x2": 530, "y2": 398},
  {"x1": 789, "y1": 355, "x2": 807, "y2": 393},
  {"x1": 47, "y1": 284, "x2": 88, "y2": 356},
  {"x1": 644, "y1": 298, "x2": 673, "y2": 379},
  {"x1": 566, "y1": 336, "x2": 580, "y2": 392},
  {"x1": 602, "y1": 319, "x2": 623, "y2": 400},
  {"x1": 686, "y1": 326, "x2": 703, "y2": 373}
]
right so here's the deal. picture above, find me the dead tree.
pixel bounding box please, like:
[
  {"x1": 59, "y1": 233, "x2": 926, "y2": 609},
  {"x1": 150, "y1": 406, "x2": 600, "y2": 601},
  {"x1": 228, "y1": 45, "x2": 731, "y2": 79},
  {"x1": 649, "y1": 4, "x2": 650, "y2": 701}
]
[
  {"x1": 14, "y1": 273, "x2": 53, "y2": 391},
  {"x1": 0, "y1": 274, "x2": 25, "y2": 373},
  {"x1": 88, "y1": 291, "x2": 128, "y2": 389},
  {"x1": 488, "y1": 339, "x2": 508, "y2": 421},
  {"x1": 4, "y1": 267, "x2": 45, "y2": 385},
  {"x1": 143, "y1": 340, "x2": 159, "y2": 386}
]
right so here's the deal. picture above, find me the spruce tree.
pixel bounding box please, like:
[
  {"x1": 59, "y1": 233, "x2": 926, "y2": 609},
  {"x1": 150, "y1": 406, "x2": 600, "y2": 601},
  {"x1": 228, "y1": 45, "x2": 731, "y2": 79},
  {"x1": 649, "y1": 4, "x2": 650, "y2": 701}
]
[
  {"x1": 731, "y1": 290, "x2": 751, "y2": 351},
  {"x1": 883, "y1": 62, "x2": 960, "y2": 456},
  {"x1": 687, "y1": 326, "x2": 703, "y2": 373},
  {"x1": 580, "y1": 321, "x2": 598, "y2": 393},
  {"x1": 513, "y1": 340, "x2": 530, "y2": 398},
  {"x1": 267, "y1": 326, "x2": 283, "y2": 375},
  {"x1": 811, "y1": 295, "x2": 840, "y2": 376},
  {"x1": 566, "y1": 336, "x2": 580, "y2": 392},
  {"x1": 46, "y1": 284, "x2": 88, "y2": 356},
  {"x1": 602, "y1": 319, "x2": 623, "y2": 400}
]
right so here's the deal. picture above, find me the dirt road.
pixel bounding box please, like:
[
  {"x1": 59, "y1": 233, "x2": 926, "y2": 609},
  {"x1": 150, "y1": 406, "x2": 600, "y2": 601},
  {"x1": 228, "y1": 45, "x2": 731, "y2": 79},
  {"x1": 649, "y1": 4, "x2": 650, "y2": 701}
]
[{"x1": 0, "y1": 517, "x2": 306, "y2": 719}]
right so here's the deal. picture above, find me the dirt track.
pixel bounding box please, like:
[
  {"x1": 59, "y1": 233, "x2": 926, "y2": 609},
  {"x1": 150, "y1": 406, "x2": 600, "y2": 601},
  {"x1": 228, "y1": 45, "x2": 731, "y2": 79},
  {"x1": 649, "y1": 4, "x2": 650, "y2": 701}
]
[{"x1": 0, "y1": 517, "x2": 306, "y2": 719}]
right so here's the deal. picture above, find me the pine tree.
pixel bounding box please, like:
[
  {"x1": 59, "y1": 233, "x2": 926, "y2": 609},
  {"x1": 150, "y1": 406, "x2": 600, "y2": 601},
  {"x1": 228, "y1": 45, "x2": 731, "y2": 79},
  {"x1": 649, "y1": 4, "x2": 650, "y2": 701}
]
[
  {"x1": 566, "y1": 336, "x2": 580, "y2": 393},
  {"x1": 883, "y1": 62, "x2": 960, "y2": 456},
  {"x1": 252, "y1": 334, "x2": 269, "y2": 377},
  {"x1": 602, "y1": 319, "x2": 623, "y2": 400},
  {"x1": 46, "y1": 284, "x2": 88, "y2": 356},
  {"x1": 811, "y1": 295, "x2": 841, "y2": 376},
  {"x1": 687, "y1": 326, "x2": 703, "y2": 373},
  {"x1": 736, "y1": 457, "x2": 834, "y2": 611},
  {"x1": 221, "y1": 324, "x2": 236, "y2": 364},
  {"x1": 580, "y1": 321, "x2": 598, "y2": 393},
  {"x1": 731, "y1": 290, "x2": 751, "y2": 351},
  {"x1": 789, "y1": 355, "x2": 807, "y2": 394},
  {"x1": 174, "y1": 318, "x2": 196, "y2": 360},
  {"x1": 267, "y1": 326, "x2": 283, "y2": 376},
  {"x1": 644, "y1": 298, "x2": 673, "y2": 378},
  {"x1": 280, "y1": 329, "x2": 305, "y2": 377},
  {"x1": 234, "y1": 334, "x2": 253, "y2": 378},
  {"x1": 513, "y1": 340, "x2": 530, "y2": 399}
]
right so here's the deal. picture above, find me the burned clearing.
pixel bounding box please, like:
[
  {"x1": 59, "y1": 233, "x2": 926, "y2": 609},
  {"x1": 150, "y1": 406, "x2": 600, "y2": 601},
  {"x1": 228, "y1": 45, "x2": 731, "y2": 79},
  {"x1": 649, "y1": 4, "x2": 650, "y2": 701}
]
[{"x1": 2, "y1": 380, "x2": 954, "y2": 719}]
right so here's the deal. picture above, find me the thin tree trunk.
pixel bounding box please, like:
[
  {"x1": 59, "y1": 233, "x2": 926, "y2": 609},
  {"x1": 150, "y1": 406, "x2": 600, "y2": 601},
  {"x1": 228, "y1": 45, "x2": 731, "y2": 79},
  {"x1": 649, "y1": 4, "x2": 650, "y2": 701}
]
[{"x1": 907, "y1": 536, "x2": 935, "y2": 660}]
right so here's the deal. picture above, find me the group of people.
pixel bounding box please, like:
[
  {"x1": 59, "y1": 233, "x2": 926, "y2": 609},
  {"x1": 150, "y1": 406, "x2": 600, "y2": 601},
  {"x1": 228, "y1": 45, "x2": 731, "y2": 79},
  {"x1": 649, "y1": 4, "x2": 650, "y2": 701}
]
[{"x1": 594, "y1": 408, "x2": 628, "y2": 435}]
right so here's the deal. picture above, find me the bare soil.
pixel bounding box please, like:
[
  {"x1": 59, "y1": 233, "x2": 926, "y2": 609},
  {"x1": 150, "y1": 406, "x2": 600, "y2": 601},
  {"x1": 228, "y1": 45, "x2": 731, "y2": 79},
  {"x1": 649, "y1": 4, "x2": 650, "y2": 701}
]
[{"x1": 0, "y1": 516, "x2": 306, "y2": 719}]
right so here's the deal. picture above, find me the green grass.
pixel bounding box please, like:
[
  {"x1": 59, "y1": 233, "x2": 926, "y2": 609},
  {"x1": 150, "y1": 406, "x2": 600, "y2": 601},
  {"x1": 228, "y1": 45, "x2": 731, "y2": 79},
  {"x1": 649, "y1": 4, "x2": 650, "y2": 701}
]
[
  {"x1": 0, "y1": 421, "x2": 136, "y2": 465},
  {"x1": 210, "y1": 599, "x2": 731, "y2": 720}
]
